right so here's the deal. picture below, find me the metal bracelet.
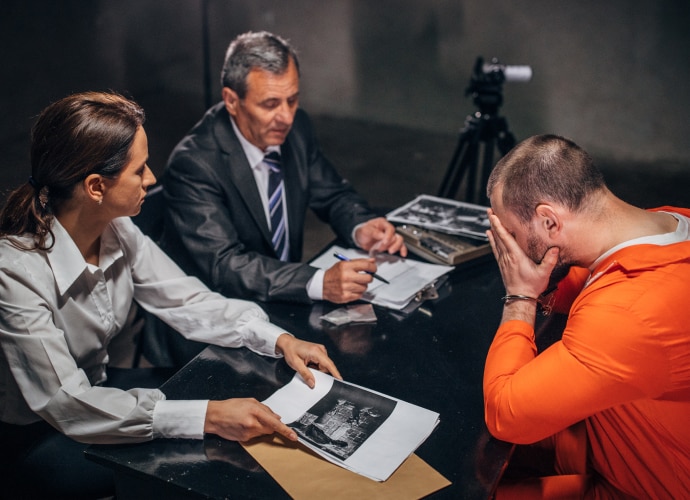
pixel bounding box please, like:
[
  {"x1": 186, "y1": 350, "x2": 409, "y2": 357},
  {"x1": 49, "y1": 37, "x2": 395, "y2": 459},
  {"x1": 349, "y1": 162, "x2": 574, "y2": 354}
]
[{"x1": 501, "y1": 294, "x2": 538, "y2": 304}]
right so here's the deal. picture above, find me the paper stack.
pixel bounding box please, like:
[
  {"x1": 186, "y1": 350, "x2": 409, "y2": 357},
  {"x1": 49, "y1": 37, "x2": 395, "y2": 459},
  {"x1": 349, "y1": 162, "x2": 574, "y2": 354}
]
[{"x1": 263, "y1": 370, "x2": 440, "y2": 482}]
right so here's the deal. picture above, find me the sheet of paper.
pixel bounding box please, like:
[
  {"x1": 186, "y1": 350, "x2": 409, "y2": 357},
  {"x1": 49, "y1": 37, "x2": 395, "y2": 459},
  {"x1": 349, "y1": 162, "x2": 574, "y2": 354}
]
[
  {"x1": 309, "y1": 245, "x2": 453, "y2": 310},
  {"x1": 263, "y1": 369, "x2": 440, "y2": 482},
  {"x1": 386, "y1": 194, "x2": 490, "y2": 240}
]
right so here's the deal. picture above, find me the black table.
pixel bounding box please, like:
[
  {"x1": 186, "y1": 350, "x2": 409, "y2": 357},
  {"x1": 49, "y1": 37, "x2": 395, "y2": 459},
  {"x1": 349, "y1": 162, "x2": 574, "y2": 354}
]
[{"x1": 87, "y1": 255, "x2": 514, "y2": 499}]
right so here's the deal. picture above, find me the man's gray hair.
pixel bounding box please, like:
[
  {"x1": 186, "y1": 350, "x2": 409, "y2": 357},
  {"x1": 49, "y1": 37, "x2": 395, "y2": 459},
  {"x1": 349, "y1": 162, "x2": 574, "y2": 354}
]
[{"x1": 220, "y1": 31, "x2": 300, "y2": 98}]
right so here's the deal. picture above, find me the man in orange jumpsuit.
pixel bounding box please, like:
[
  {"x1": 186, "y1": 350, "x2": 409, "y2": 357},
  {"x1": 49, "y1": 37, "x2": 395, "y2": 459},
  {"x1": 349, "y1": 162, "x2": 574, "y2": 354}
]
[{"x1": 483, "y1": 134, "x2": 690, "y2": 498}]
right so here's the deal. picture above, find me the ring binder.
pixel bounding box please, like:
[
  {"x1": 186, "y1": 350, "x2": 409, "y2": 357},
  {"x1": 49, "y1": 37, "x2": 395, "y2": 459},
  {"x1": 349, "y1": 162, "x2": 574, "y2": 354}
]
[{"x1": 396, "y1": 224, "x2": 491, "y2": 265}]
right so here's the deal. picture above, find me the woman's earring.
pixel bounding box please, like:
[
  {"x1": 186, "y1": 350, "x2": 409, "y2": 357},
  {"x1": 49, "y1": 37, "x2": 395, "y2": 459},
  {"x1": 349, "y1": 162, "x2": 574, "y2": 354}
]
[{"x1": 98, "y1": 199, "x2": 103, "y2": 206}]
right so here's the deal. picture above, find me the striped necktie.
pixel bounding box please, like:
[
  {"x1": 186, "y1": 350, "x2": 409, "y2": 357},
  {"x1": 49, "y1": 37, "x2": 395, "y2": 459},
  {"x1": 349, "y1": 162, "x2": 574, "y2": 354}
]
[{"x1": 264, "y1": 151, "x2": 289, "y2": 261}]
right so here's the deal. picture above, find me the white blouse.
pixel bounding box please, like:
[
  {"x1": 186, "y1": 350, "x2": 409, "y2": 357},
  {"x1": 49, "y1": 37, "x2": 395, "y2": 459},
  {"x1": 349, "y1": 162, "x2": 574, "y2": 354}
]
[{"x1": 0, "y1": 216, "x2": 286, "y2": 443}]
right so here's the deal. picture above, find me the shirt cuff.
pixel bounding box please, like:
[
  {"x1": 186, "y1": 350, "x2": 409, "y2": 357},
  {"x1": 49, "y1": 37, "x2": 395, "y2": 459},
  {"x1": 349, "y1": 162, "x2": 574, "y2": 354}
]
[
  {"x1": 306, "y1": 268, "x2": 325, "y2": 300},
  {"x1": 152, "y1": 399, "x2": 208, "y2": 439},
  {"x1": 352, "y1": 222, "x2": 366, "y2": 247}
]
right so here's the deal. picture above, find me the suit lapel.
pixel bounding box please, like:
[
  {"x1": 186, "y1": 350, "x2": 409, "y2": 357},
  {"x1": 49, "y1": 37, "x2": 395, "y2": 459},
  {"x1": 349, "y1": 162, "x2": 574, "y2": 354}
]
[
  {"x1": 212, "y1": 110, "x2": 272, "y2": 243},
  {"x1": 280, "y1": 140, "x2": 306, "y2": 260}
]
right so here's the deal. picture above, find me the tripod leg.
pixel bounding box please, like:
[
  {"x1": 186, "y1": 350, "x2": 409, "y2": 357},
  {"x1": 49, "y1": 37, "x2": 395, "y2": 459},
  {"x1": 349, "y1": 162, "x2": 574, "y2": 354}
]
[
  {"x1": 438, "y1": 134, "x2": 469, "y2": 199},
  {"x1": 496, "y1": 120, "x2": 516, "y2": 156},
  {"x1": 438, "y1": 113, "x2": 513, "y2": 204},
  {"x1": 477, "y1": 119, "x2": 517, "y2": 205},
  {"x1": 475, "y1": 137, "x2": 495, "y2": 206},
  {"x1": 463, "y1": 135, "x2": 482, "y2": 203},
  {"x1": 438, "y1": 123, "x2": 481, "y2": 199}
]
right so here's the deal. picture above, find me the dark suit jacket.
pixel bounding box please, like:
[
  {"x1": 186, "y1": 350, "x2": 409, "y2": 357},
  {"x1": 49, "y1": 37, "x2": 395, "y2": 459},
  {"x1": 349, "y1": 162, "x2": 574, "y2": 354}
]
[{"x1": 160, "y1": 103, "x2": 377, "y2": 303}]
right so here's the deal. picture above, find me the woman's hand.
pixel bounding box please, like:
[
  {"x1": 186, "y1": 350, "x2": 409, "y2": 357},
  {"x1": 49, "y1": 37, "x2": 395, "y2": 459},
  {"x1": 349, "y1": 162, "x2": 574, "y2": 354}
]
[
  {"x1": 276, "y1": 334, "x2": 342, "y2": 388},
  {"x1": 203, "y1": 337, "x2": 341, "y2": 443},
  {"x1": 205, "y1": 398, "x2": 297, "y2": 442}
]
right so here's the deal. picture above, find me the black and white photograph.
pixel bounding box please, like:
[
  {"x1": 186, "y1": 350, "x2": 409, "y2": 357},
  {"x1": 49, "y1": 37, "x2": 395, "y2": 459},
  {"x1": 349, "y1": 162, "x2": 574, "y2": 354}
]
[
  {"x1": 387, "y1": 195, "x2": 490, "y2": 240},
  {"x1": 289, "y1": 379, "x2": 397, "y2": 461},
  {"x1": 263, "y1": 370, "x2": 441, "y2": 481}
]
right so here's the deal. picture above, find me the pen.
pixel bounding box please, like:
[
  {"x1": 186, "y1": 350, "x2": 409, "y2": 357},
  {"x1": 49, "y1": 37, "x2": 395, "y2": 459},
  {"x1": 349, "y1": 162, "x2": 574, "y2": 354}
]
[{"x1": 333, "y1": 252, "x2": 390, "y2": 284}]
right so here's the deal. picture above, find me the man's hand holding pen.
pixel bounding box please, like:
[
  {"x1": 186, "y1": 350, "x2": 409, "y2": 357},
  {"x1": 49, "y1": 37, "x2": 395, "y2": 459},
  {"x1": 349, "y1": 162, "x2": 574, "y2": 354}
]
[
  {"x1": 333, "y1": 252, "x2": 390, "y2": 284},
  {"x1": 323, "y1": 217, "x2": 406, "y2": 304},
  {"x1": 323, "y1": 255, "x2": 380, "y2": 304}
]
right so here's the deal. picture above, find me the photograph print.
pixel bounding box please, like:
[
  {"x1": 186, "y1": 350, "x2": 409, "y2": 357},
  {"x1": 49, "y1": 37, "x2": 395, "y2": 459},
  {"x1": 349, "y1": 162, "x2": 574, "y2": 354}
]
[
  {"x1": 387, "y1": 194, "x2": 490, "y2": 240},
  {"x1": 289, "y1": 380, "x2": 397, "y2": 461}
]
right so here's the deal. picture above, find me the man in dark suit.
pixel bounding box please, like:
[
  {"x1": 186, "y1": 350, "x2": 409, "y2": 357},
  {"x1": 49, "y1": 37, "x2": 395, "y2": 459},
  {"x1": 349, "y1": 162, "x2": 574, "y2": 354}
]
[{"x1": 161, "y1": 31, "x2": 406, "y2": 304}]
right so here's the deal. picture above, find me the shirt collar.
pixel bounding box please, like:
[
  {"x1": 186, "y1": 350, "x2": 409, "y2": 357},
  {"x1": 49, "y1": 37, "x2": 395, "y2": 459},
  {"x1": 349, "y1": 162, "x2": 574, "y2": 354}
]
[
  {"x1": 586, "y1": 211, "x2": 690, "y2": 287},
  {"x1": 99, "y1": 221, "x2": 124, "y2": 271},
  {"x1": 229, "y1": 116, "x2": 281, "y2": 170},
  {"x1": 590, "y1": 211, "x2": 689, "y2": 272},
  {"x1": 47, "y1": 218, "x2": 124, "y2": 295}
]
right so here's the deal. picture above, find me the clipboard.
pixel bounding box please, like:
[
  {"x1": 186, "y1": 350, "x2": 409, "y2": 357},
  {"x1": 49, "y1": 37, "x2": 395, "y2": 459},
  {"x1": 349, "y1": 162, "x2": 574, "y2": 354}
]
[{"x1": 309, "y1": 245, "x2": 453, "y2": 311}]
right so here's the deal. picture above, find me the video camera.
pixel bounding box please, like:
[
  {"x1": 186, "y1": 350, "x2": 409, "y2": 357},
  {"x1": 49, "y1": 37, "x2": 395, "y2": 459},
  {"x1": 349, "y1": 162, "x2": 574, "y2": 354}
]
[
  {"x1": 479, "y1": 57, "x2": 532, "y2": 83},
  {"x1": 465, "y1": 56, "x2": 532, "y2": 113}
]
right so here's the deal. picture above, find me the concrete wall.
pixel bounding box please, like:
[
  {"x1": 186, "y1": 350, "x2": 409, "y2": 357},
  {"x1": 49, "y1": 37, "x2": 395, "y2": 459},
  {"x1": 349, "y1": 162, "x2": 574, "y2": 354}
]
[{"x1": 2, "y1": 0, "x2": 689, "y2": 178}]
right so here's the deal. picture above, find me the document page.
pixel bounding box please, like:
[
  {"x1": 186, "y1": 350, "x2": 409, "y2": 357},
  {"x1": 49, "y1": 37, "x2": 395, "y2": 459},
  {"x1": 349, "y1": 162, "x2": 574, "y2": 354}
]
[
  {"x1": 386, "y1": 194, "x2": 490, "y2": 240},
  {"x1": 263, "y1": 370, "x2": 440, "y2": 482},
  {"x1": 310, "y1": 245, "x2": 453, "y2": 310}
]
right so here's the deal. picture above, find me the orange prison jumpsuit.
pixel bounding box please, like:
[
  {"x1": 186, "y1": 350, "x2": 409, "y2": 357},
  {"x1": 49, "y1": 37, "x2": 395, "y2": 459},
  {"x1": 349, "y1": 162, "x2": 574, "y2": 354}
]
[{"x1": 484, "y1": 207, "x2": 690, "y2": 499}]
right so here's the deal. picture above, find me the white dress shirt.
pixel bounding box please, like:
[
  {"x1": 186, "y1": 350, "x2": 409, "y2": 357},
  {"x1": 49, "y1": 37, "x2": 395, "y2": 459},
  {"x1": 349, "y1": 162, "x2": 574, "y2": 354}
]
[
  {"x1": 229, "y1": 117, "x2": 327, "y2": 299},
  {"x1": 0, "y1": 216, "x2": 286, "y2": 443}
]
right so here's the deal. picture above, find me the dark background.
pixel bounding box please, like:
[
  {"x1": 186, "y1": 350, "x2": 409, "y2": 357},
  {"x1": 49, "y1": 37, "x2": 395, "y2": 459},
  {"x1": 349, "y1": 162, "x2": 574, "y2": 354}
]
[{"x1": 2, "y1": 0, "x2": 689, "y2": 256}]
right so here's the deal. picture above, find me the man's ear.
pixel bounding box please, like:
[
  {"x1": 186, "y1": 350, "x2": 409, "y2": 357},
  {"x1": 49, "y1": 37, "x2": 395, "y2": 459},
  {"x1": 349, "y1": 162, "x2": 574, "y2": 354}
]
[
  {"x1": 535, "y1": 204, "x2": 561, "y2": 236},
  {"x1": 84, "y1": 174, "x2": 105, "y2": 205},
  {"x1": 222, "y1": 87, "x2": 239, "y2": 117}
]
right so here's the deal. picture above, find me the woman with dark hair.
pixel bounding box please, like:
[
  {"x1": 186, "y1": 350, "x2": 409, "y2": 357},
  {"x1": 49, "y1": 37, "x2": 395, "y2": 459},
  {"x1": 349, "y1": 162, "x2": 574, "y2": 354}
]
[{"x1": 0, "y1": 91, "x2": 340, "y2": 499}]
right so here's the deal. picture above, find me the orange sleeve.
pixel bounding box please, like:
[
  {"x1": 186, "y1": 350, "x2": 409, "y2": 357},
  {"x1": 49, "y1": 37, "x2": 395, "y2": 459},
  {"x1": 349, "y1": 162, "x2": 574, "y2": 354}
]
[{"x1": 483, "y1": 301, "x2": 666, "y2": 444}]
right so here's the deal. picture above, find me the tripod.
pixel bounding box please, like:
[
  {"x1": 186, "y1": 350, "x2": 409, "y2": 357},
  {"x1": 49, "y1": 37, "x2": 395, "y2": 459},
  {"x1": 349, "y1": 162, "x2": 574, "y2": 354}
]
[{"x1": 438, "y1": 57, "x2": 517, "y2": 206}]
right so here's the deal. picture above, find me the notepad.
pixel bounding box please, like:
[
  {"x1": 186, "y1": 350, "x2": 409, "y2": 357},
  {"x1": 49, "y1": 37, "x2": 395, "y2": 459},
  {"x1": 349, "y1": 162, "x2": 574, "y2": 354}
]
[{"x1": 309, "y1": 245, "x2": 453, "y2": 310}]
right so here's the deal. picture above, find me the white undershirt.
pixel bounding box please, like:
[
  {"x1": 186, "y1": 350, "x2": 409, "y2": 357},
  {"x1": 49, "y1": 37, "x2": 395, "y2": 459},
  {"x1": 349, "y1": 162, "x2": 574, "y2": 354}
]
[
  {"x1": 586, "y1": 212, "x2": 690, "y2": 288},
  {"x1": 590, "y1": 211, "x2": 690, "y2": 270}
]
